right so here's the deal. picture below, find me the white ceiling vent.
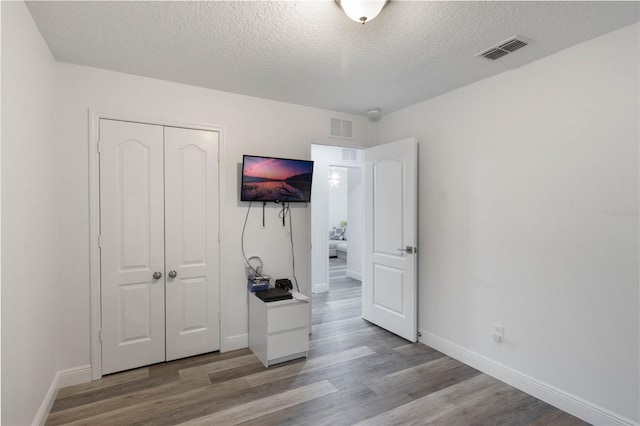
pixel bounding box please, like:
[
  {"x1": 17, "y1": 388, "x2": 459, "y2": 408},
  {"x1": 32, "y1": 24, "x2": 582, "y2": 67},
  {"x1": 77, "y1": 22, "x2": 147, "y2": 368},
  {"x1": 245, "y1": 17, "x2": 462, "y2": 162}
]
[
  {"x1": 475, "y1": 36, "x2": 530, "y2": 60},
  {"x1": 330, "y1": 118, "x2": 353, "y2": 139}
]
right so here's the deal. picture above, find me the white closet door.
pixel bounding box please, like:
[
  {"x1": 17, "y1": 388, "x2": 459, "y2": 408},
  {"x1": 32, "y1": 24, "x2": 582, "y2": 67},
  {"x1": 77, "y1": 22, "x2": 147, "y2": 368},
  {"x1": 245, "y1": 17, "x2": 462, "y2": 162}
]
[
  {"x1": 164, "y1": 127, "x2": 220, "y2": 361},
  {"x1": 100, "y1": 119, "x2": 166, "y2": 375}
]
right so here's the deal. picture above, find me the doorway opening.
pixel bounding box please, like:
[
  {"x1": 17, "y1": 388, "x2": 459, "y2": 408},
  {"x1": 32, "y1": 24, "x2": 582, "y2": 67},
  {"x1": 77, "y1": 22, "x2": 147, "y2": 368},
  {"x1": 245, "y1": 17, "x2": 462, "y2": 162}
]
[
  {"x1": 310, "y1": 144, "x2": 364, "y2": 333},
  {"x1": 311, "y1": 138, "x2": 418, "y2": 343},
  {"x1": 326, "y1": 165, "x2": 362, "y2": 318},
  {"x1": 310, "y1": 145, "x2": 364, "y2": 312}
]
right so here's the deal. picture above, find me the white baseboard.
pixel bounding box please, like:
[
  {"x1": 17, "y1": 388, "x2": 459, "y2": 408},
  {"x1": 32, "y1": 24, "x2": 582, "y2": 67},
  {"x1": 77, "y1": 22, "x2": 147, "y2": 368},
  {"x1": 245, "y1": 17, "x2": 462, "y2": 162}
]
[
  {"x1": 346, "y1": 270, "x2": 362, "y2": 281},
  {"x1": 420, "y1": 330, "x2": 638, "y2": 426},
  {"x1": 58, "y1": 365, "x2": 92, "y2": 389},
  {"x1": 313, "y1": 282, "x2": 329, "y2": 293},
  {"x1": 222, "y1": 333, "x2": 248, "y2": 352},
  {"x1": 33, "y1": 372, "x2": 59, "y2": 426},
  {"x1": 33, "y1": 364, "x2": 94, "y2": 425}
]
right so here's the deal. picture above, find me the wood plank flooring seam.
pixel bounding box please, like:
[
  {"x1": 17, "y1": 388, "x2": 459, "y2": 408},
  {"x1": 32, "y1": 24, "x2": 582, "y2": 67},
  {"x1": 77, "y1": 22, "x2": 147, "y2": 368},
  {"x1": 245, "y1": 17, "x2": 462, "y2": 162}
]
[
  {"x1": 245, "y1": 346, "x2": 376, "y2": 388},
  {"x1": 178, "y1": 380, "x2": 339, "y2": 425},
  {"x1": 179, "y1": 353, "x2": 261, "y2": 379},
  {"x1": 45, "y1": 376, "x2": 222, "y2": 426}
]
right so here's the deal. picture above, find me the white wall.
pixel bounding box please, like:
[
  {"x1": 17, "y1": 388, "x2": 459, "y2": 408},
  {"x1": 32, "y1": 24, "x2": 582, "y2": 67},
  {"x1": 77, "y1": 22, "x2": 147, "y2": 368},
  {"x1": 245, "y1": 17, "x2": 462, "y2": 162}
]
[
  {"x1": 378, "y1": 23, "x2": 639, "y2": 423},
  {"x1": 1, "y1": 2, "x2": 60, "y2": 424},
  {"x1": 327, "y1": 165, "x2": 363, "y2": 280},
  {"x1": 54, "y1": 62, "x2": 377, "y2": 370},
  {"x1": 328, "y1": 167, "x2": 348, "y2": 229}
]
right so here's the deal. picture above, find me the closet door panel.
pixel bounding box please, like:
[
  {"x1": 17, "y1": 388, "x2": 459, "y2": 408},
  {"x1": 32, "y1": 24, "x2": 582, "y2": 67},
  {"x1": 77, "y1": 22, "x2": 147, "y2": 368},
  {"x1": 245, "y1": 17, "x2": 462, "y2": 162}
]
[
  {"x1": 100, "y1": 119, "x2": 166, "y2": 375},
  {"x1": 164, "y1": 126, "x2": 220, "y2": 361}
]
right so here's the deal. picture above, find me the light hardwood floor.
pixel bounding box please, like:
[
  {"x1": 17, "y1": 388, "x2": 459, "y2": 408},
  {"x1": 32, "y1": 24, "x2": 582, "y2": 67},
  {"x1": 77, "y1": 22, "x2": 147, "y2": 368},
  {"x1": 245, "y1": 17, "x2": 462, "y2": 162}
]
[{"x1": 47, "y1": 266, "x2": 589, "y2": 425}]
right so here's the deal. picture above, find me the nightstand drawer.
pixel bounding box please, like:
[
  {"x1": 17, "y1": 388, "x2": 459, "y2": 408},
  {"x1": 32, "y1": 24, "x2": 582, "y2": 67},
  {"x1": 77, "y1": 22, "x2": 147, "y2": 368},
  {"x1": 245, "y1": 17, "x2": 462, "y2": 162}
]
[
  {"x1": 267, "y1": 328, "x2": 309, "y2": 360},
  {"x1": 267, "y1": 302, "x2": 309, "y2": 333}
]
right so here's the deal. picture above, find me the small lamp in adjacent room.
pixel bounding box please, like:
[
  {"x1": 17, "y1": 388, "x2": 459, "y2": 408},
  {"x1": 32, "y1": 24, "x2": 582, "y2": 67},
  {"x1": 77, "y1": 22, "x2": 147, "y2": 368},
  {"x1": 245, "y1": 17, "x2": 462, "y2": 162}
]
[{"x1": 337, "y1": 0, "x2": 388, "y2": 24}]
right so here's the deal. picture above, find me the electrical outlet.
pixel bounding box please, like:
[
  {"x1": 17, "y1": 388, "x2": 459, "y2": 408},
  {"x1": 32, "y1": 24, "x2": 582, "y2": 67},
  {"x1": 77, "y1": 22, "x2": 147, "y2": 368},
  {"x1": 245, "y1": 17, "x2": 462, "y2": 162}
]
[{"x1": 492, "y1": 325, "x2": 504, "y2": 344}]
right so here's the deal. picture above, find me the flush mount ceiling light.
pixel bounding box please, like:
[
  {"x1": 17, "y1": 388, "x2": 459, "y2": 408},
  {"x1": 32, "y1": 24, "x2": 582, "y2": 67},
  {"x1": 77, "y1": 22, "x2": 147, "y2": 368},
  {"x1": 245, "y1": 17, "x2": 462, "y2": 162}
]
[
  {"x1": 337, "y1": 0, "x2": 388, "y2": 24},
  {"x1": 367, "y1": 108, "x2": 381, "y2": 122}
]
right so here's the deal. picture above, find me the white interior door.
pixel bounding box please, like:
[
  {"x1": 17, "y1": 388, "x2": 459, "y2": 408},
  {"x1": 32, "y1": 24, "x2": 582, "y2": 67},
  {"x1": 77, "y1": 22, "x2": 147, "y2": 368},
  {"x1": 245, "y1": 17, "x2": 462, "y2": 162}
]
[
  {"x1": 363, "y1": 138, "x2": 418, "y2": 342},
  {"x1": 100, "y1": 119, "x2": 166, "y2": 374},
  {"x1": 164, "y1": 127, "x2": 220, "y2": 361}
]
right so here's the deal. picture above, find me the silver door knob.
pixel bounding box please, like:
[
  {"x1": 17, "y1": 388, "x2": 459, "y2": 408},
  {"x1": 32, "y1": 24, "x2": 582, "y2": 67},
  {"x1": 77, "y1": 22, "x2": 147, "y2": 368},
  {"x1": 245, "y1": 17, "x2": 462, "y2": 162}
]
[
  {"x1": 152, "y1": 271, "x2": 162, "y2": 280},
  {"x1": 168, "y1": 270, "x2": 177, "y2": 279}
]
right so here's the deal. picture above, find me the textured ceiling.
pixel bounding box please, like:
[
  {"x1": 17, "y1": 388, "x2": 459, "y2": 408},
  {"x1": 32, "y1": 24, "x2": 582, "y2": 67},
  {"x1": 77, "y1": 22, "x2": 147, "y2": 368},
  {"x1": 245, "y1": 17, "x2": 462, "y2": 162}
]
[{"x1": 26, "y1": 1, "x2": 640, "y2": 117}]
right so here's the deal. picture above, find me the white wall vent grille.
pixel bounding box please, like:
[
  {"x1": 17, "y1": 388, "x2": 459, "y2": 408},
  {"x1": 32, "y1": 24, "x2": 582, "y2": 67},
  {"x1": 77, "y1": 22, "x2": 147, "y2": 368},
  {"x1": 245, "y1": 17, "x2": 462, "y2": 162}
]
[
  {"x1": 330, "y1": 118, "x2": 353, "y2": 138},
  {"x1": 342, "y1": 148, "x2": 357, "y2": 161},
  {"x1": 475, "y1": 36, "x2": 530, "y2": 61}
]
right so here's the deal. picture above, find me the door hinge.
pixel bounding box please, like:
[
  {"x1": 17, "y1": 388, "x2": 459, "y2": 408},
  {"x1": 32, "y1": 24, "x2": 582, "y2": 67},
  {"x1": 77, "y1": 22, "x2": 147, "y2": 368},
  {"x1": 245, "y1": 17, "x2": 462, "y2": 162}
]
[
  {"x1": 218, "y1": 231, "x2": 220, "y2": 243},
  {"x1": 97, "y1": 140, "x2": 101, "y2": 153},
  {"x1": 98, "y1": 235, "x2": 103, "y2": 248},
  {"x1": 99, "y1": 329, "x2": 103, "y2": 342}
]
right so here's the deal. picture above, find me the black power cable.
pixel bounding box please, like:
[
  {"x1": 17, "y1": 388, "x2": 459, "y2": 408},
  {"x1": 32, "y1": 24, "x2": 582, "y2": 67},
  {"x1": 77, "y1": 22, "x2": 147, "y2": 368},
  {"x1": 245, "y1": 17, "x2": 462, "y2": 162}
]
[
  {"x1": 245, "y1": 201, "x2": 300, "y2": 292},
  {"x1": 280, "y1": 203, "x2": 300, "y2": 293},
  {"x1": 241, "y1": 201, "x2": 263, "y2": 277}
]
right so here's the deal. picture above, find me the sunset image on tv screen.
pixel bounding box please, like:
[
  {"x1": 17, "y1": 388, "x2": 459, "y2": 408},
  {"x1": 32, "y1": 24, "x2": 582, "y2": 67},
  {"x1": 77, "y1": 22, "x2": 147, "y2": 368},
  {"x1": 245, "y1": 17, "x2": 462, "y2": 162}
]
[{"x1": 241, "y1": 156, "x2": 313, "y2": 202}]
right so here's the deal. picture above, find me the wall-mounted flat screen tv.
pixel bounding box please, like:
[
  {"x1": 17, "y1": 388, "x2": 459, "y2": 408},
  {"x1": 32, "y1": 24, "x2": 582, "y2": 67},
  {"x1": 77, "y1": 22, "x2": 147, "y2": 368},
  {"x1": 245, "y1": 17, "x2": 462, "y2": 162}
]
[{"x1": 240, "y1": 155, "x2": 314, "y2": 203}]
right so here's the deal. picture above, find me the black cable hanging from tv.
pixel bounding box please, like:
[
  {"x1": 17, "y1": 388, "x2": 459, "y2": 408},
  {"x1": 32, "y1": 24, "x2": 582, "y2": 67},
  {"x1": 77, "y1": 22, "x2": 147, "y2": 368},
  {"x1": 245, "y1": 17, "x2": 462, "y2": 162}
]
[
  {"x1": 280, "y1": 203, "x2": 300, "y2": 293},
  {"x1": 241, "y1": 202, "x2": 263, "y2": 277},
  {"x1": 262, "y1": 201, "x2": 266, "y2": 227}
]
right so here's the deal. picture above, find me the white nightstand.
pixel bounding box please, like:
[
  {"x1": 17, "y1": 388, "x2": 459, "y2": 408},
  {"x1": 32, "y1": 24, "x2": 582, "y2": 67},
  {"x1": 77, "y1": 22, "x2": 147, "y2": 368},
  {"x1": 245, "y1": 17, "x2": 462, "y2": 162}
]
[{"x1": 248, "y1": 291, "x2": 310, "y2": 367}]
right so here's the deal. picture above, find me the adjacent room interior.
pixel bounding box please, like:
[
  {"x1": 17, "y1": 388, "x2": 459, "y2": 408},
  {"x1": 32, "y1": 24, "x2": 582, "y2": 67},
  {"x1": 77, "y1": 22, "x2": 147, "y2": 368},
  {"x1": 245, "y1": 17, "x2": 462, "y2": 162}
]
[{"x1": 2, "y1": 1, "x2": 639, "y2": 425}]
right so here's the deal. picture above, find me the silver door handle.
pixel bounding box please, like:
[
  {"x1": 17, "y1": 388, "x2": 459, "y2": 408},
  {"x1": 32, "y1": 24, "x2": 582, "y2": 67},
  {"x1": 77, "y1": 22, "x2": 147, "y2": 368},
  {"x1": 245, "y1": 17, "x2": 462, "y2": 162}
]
[
  {"x1": 152, "y1": 271, "x2": 162, "y2": 280},
  {"x1": 397, "y1": 246, "x2": 414, "y2": 254},
  {"x1": 168, "y1": 270, "x2": 177, "y2": 279}
]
